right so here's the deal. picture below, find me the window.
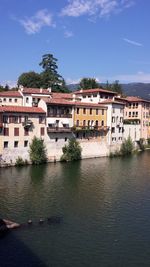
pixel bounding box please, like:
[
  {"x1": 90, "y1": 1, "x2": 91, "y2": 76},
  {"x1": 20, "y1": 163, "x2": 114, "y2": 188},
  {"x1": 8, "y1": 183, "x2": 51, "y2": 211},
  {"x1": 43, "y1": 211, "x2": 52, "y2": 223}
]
[
  {"x1": 14, "y1": 128, "x2": 19, "y2": 136},
  {"x1": 65, "y1": 137, "x2": 67, "y2": 142},
  {"x1": 14, "y1": 99, "x2": 17, "y2": 103},
  {"x1": 88, "y1": 120, "x2": 90, "y2": 127},
  {"x1": 136, "y1": 112, "x2": 138, "y2": 117},
  {"x1": 39, "y1": 116, "x2": 45, "y2": 124},
  {"x1": 83, "y1": 120, "x2": 86, "y2": 127},
  {"x1": 40, "y1": 127, "x2": 45, "y2": 136},
  {"x1": 24, "y1": 128, "x2": 29, "y2": 136},
  {"x1": 113, "y1": 108, "x2": 115, "y2": 113},
  {"x1": 77, "y1": 108, "x2": 79, "y2": 114},
  {"x1": 83, "y1": 108, "x2": 86, "y2": 114},
  {"x1": 132, "y1": 112, "x2": 135, "y2": 117},
  {"x1": 3, "y1": 116, "x2": 9, "y2": 123},
  {"x1": 112, "y1": 117, "x2": 115, "y2": 123},
  {"x1": 26, "y1": 97, "x2": 29, "y2": 103},
  {"x1": 93, "y1": 94, "x2": 97, "y2": 97},
  {"x1": 95, "y1": 120, "x2": 98, "y2": 127},
  {"x1": 76, "y1": 120, "x2": 79, "y2": 126},
  {"x1": 4, "y1": 128, "x2": 9, "y2": 136},
  {"x1": 88, "y1": 95, "x2": 91, "y2": 98},
  {"x1": 55, "y1": 137, "x2": 58, "y2": 142},
  {"x1": 96, "y1": 109, "x2": 98, "y2": 115},
  {"x1": 24, "y1": 141, "x2": 28, "y2": 147},
  {"x1": 9, "y1": 98, "x2": 12, "y2": 102},
  {"x1": 14, "y1": 141, "x2": 18, "y2": 148},
  {"x1": 4, "y1": 141, "x2": 8, "y2": 148},
  {"x1": 101, "y1": 120, "x2": 104, "y2": 126},
  {"x1": 111, "y1": 127, "x2": 115, "y2": 133},
  {"x1": 129, "y1": 112, "x2": 131, "y2": 117},
  {"x1": 90, "y1": 108, "x2": 92, "y2": 115},
  {"x1": 102, "y1": 109, "x2": 104, "y2": 115},
  {"x1": 3, "y1": 98, "x2": 6, "y2": 102},
  {"x1": 120, "y1": 117, "x2": 123, "y2": 123}
]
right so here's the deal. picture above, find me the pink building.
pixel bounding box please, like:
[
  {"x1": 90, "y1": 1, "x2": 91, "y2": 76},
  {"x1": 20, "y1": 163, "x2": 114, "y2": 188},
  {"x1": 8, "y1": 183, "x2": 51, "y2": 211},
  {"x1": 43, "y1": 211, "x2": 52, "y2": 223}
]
[{"x1": 124, "y1": 96, "x2": 150, "y2": 140}]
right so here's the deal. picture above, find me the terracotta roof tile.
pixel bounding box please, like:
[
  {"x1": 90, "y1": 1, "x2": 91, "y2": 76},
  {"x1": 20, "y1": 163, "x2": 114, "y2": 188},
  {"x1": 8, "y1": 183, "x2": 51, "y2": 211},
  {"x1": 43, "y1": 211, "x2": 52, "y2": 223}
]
[
  {"x1": 74, "y1": 88, "x2": 117, "y2": 95},
  {"x1": 0, "y1": 91, "x2": 22, "y2": 97},
  {"x1": 0, "y1": 106, "x2": 46, "y2": 114},
  {"x1": 22, "y1": 88, "x2": 51, "y2": 95},
  {"x1": 42, "y1": 98, "x2": 107, "y2": 108},
  {"x1": 126, "y1": 96, "x2": 150, "y2": 103}
]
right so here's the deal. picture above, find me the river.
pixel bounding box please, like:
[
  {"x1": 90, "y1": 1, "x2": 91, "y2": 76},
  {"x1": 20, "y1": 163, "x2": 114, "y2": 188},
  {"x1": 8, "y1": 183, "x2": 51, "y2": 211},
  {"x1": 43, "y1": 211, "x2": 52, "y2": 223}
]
[{"x1": 0, "y1": 151, "x2": 150, "y2": 267}]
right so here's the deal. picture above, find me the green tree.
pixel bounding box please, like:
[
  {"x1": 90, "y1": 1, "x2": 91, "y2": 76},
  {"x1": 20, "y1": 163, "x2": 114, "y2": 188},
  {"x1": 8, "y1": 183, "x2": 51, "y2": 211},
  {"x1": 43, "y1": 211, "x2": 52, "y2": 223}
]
[
  {"x1": 79, "y1": 78, "x2": 99, "y2": 90},
  {"x1": 111, "y1": 80, "x2": 123, "y2": 95},
  {"x1": 61, "y1": 138, "x2": 82, "y2": 161},
  {"x1": 29, "y1": 136, "x2": 47, "y2": 164},
  {"x1": 18, "y1": 71, "x2": 42, "y2": 88},
  {"x1": 39, "y1": 53, "x2": 66, "y2": 92},
  {"x1": 120, "y1": 136, "x2": 134, "y2": 155}
]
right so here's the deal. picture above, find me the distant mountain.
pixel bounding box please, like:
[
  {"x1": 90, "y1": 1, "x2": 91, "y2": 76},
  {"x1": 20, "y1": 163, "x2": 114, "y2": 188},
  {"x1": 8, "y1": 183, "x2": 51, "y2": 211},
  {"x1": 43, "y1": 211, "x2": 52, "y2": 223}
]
[{"x1": 68, "y1": 83, "x2": 150, "y2": 100}]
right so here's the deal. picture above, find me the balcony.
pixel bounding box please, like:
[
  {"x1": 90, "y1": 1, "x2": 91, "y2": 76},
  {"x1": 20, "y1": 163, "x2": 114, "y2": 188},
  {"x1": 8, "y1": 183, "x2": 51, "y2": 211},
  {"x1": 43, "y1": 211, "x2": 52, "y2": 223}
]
[
  {"x1": 72, "y1": 126, "x2": 109, "y2": 132},
  {"x1": 47, "y1": 127, "x2": 72, "y2": 133},
  {"x1": 47, "y1": 113, "x2": 72, "y2": 118},
  {"x1": 22, "y1": 120, "x2": 33, "y2": 128}
]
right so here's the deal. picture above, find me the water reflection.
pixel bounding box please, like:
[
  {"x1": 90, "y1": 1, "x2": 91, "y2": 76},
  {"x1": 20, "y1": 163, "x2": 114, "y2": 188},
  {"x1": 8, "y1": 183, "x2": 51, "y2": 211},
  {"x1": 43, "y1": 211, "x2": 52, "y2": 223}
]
[{"x1": 0, "y1": 151, "x2": 150, "y2": 266}]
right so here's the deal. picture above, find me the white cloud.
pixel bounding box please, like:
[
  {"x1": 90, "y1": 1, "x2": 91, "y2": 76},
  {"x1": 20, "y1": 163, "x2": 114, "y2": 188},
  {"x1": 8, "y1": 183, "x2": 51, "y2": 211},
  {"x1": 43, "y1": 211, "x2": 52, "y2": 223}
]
[
  {"x1": 60, "y1": 0, "x2": 135, "y2": 18},
  {"x1": 123, "y1": 38, "x2": 143, "y2": 47},
  {"x1": 64, "y1": 30, "x2": 74, "y2": 38},
  {"x1": 99, "y1": 71, "x2": 150, "y2": 83},
  {"x1": 19, "y1": 9, "x2": 54, "y2": 34}
]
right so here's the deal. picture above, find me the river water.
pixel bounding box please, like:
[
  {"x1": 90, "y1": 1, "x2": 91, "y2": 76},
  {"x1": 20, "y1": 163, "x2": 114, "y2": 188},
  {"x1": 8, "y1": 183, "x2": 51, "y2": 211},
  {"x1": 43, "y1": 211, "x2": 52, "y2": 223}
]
[{"x1": 0, "y1": 151, "x2": 150, "y2": 267}]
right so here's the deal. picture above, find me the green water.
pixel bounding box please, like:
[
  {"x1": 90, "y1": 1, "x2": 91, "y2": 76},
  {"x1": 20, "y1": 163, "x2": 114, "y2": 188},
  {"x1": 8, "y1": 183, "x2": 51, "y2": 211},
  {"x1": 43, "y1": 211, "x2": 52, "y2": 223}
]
[{"x1": 0, "y1": 151, "x2": 150, "y2": 266}]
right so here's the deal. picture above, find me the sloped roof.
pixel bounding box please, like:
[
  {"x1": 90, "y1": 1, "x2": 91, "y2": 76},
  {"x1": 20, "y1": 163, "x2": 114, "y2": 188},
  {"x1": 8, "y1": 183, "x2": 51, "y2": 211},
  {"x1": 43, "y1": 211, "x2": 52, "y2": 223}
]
[
  {"x1": 22, "y1": 88, "x2": 51, "y2": 95},
  {"x1": 0, "y1": 106, "x2": 46, "y2": 114},
  {"x1": 74, "y1": 88, "x2": 117, "y2": 95},
  {"x1": 125, "y1": 96, "x2": 150, "y2": 103},
  {"x1": 0, "y1": 91, "x2": 22, "y2": 97}
]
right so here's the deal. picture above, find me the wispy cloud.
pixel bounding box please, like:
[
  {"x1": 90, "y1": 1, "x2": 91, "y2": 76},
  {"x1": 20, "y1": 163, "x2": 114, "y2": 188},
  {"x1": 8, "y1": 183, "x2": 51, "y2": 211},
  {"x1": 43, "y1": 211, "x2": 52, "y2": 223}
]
[
  {"x1": 19, "y1": 9, "x2": 55, "y2": 34},
  {"x1": 64, "y1": 30, "x2": 74, "y2": 38},
  {"x1": 123, "y1": 38, "x2": 143, "y2": 47},
  {"x1": 60, "y1": 0, "x2": 135, "y2": 18},
  {"x1": 98, "y1": 71, "x2": 150, "y2": 83}
]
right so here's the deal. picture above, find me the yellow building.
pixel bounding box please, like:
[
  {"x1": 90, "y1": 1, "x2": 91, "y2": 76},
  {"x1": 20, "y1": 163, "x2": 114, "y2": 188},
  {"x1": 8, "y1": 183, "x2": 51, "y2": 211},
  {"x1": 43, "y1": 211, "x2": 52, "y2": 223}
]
[{"x1": 73, "y1": 102, "x2": 108, "y2": 140}]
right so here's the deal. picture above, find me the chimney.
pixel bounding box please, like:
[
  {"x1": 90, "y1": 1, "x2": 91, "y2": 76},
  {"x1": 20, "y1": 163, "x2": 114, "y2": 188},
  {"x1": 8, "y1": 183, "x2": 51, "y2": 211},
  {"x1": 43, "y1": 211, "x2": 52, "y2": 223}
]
[
  {"x1": 40, "y1": 88, "x2": 43, "y2": 93},
  {"x1": 47, "y1": 87, "x2": 51, "y2": 93},
  {"x1": 19, "y1": 85, "x2": 24, "y2": 91}
]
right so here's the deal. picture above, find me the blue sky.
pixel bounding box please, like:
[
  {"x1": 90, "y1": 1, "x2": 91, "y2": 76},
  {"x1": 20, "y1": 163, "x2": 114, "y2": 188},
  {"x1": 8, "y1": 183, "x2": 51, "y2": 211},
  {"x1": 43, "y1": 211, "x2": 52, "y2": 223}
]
[{"x1": 0, "y1": 0, "x2": 150, "y2": 87}]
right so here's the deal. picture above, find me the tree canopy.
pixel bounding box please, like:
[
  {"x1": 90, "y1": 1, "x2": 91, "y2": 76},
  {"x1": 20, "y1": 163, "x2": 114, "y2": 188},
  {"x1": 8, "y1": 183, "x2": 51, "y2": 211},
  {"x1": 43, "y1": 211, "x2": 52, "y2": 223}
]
[
  {"x1": 79, "y1": 78, "x2": 99, "y2": 90},
  {"x1": 18, "y1": 71, "x2": 42, "y2": 88},
  {"x1": 17, "y1": 53, "x2": 70, "y2": 93},
  {"x1": 104, "y1": 80, "x2": 123, "y2": 95}
]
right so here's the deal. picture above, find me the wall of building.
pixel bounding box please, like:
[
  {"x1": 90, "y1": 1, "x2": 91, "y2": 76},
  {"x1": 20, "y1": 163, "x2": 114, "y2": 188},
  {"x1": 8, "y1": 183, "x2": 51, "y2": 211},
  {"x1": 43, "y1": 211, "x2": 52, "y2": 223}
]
[
  {"x1": 0, "y1": 114, "x2": 46, "y2": 164},
  {"x1": 124, "y1": 124, "x2": 141, "y2": 143},
  {"x1": 74, "y1": 106, "x2": 107, "y2": 127},
  {"x1": 0, "y1": 97, "x2": 23, "y2": 106}
]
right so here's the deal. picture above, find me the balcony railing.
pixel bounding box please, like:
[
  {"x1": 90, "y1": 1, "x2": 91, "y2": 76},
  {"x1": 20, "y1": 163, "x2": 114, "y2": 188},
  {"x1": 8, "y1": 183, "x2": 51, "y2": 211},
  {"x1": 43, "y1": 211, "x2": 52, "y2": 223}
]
[
  {"x1": 72, "y1": 126, "x2": 109, "y2": 131},
  {"x1": 47, "y1": 127, "x2": 72, "y2": 133},
  {"x1": 47, "y1": 113, "x2": 72, "y2": 118},
  {"x1": 22, "y1": 120, "x2": 33, "y2": 128}
]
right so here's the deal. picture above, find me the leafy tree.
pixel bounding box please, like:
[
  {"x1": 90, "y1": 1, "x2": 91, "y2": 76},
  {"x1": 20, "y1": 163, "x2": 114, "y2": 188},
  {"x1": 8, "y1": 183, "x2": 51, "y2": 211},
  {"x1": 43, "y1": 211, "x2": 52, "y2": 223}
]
[
  {"x1": 111, "y1": 80, "x2": 123, "y2": 95},
  {"x1": 29, "y1": 136, "x2": 47, "y2": 164},
  {"x1": 18, "y1": 71, "x2": 42, "y2": 88},
  {"x1": 61, "y1": 138, "x2": 82, "y2": 161},
  {"x1": 39, "y1": 54, "x2": 66, "y2": 92},
  {"x1": 120, "y1": 136, "x2": 134, "y2": 155},
  {"x1": 79, "y1": 78, "x2": 99, "y2": 90}
]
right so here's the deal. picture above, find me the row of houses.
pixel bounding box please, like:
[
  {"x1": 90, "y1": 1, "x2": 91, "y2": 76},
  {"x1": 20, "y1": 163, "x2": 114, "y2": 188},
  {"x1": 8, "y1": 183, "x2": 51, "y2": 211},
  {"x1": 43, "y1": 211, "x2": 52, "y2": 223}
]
[{"x1": 0, "y1": 87, "x2": 149, "y2": 164}]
